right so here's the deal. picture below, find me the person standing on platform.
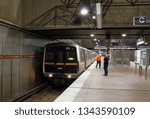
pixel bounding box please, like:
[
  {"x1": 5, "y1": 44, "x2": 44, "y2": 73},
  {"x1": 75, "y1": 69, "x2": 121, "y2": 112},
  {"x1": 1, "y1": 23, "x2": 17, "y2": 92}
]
[
  {"x1": 103, "y1": 54, "x2": 109, "y2": 76},
  {"x1": 96, "y1": 53, "x2": 101, "y2": 68}
]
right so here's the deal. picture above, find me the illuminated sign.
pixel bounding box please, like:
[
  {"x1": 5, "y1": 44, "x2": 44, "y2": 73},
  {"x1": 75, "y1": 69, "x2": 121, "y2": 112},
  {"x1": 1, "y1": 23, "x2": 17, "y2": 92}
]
[{"x1": 133, "y1": 16, "x2": 150, "y2": 26}]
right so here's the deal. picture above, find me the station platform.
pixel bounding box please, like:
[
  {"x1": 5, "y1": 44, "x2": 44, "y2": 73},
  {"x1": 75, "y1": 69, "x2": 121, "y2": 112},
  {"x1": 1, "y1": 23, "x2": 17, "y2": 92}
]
[{"x1": 54, "y1": 62, "x2": 150, "y2": 102}]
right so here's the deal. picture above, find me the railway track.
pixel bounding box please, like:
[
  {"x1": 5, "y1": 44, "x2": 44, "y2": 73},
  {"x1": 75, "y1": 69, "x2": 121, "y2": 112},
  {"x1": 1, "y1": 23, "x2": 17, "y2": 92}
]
[{"x1": 12, "y1": 83, "x2": 66, "y2": 102}]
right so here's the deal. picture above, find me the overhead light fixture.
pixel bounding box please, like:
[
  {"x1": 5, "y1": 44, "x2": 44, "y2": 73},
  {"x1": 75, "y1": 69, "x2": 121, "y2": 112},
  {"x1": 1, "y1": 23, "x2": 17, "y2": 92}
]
[
  {"x1": 80, "y1": 7, "x2": 88, "y2": 15},
  {"x1": 80, "y1": 0, "x2": 89, "y2": 15},
  {"x1": 90, "y1": 34, "x2": 94, "y2": 37},
  {"x1": 145, "y1": 42, "x2": 148, "y2": 45},
  {"x1": 137, "y1": 37, "x2": 146, "y2": 46},
  {"x1": 94, "y1": 38, "x2": 97, "y2": 41},
  {"x1": 137, "y1": 40, "x2": 144, "y2": 45},
  {"x1": 92, "y1": 15, "x2": 96, "y2": 19},
  {"x1": 122, "y1": 34, "x2": 127, "y2": 37}
]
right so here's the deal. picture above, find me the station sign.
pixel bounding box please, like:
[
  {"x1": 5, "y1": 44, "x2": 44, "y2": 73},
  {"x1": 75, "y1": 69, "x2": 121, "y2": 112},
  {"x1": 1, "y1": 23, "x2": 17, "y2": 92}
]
[{"x1": 133, "y1": 16, "x2": 150, "y2": 26}]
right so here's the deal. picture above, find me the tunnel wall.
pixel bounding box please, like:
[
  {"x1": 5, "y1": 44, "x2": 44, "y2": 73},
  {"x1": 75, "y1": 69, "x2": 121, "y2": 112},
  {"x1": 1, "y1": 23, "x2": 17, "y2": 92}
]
[{"x1": 0, "y1": 24, "x2": 50, "y2": 101}]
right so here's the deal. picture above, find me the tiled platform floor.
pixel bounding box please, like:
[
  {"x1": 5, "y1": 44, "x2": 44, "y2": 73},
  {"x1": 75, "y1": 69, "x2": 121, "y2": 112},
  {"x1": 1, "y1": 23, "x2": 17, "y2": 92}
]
[{"x1": 55, "y1": 62, "x2": 150, "y2": 102}]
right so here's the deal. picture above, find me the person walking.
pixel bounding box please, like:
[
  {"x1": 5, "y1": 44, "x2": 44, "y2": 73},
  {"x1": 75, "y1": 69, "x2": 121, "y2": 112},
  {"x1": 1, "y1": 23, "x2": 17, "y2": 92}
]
[
  {"x1": 96, "y1": 53, "x2": 101, "y2": 68},
  {"x1": 103, "y1": 54, "x2": 109, "y2": 76}
]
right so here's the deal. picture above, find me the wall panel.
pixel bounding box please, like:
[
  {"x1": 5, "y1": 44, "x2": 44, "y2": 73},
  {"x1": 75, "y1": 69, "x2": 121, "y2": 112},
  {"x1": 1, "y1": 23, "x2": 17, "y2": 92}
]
[
  {"x1": 0, "y1": 24, "x2": 51, "y2": 101},
  {"x1": 20, "y1": 59, "x2": 30, "y2": 92},
  {"x1": 2, "y1": 27, "x2": 12, "y2": 101},
  {"x1": 111, "y1": 50, "x2": 134, "y2": 65},
  {"x1": 2, "y1": 59, "x2": 12, "y2": 101},
  {"x1": 0, "y1": 27, "x2": 2, "y2": 101},
  {"x1": 12, "y1": 59, "x2": 20, "y2": 98}
]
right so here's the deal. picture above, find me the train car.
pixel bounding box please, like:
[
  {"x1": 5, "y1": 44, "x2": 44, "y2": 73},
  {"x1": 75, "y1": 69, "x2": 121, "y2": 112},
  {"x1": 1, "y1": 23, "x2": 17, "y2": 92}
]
[{"x1": 43, "y1": 42, "x2": 96, "y2": 85}]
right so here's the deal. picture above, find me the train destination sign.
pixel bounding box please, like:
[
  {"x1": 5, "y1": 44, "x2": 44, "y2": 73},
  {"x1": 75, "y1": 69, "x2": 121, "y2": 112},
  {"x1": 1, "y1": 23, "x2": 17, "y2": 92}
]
[{"x1": 133, "y1": 16, "x2": 150, "y2": 26}]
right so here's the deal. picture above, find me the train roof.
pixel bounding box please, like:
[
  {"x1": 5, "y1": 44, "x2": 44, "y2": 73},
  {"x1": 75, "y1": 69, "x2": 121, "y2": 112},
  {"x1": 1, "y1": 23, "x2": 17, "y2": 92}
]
[
  {"x1": 45, "y1": 42, "x2": 97, "y2": 54},
  {"x1": 45, "y1": 42, "x2": 78, "y2": 47}
]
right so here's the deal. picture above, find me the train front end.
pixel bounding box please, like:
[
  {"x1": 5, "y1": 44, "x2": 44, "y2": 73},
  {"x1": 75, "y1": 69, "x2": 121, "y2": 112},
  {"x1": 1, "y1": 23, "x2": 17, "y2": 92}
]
[{"x1": 43, "y1": 43, "x2": 79, "y2": 82}]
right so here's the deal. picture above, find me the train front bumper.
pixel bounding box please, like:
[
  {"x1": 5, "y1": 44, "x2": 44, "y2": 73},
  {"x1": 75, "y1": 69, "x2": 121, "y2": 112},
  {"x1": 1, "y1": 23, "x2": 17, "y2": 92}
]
[{"x1": 44, "y1": 73, "x2": 77, "y2": 79}]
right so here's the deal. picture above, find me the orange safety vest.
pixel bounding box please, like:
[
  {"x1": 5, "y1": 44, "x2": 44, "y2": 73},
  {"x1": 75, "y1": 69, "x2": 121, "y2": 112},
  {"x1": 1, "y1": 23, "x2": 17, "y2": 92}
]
[{"x1": 96, "y1": 54, "x2": 101, "y2": 61}]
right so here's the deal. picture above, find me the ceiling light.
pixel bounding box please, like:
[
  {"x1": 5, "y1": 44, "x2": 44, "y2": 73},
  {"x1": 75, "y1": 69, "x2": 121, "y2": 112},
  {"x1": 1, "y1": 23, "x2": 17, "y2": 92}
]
[
  {"x1": 90, "y1": 34, "x2": 94, "y2": 37},
  {"x1": 92, "y1": 15, "x2": 96, "y2": 19},
  {"x1": 122, "y1": 34, "x2": 127, "y2": 37},
  {"x1": 80, "y1": 8, "x2": 88, "y2": 15},
  {"x1": 94, "y1": 38, "x2": 97, "y2": 41},
  {"x1": 137, "y1": 40, "x2": 144, "y2": 45}
]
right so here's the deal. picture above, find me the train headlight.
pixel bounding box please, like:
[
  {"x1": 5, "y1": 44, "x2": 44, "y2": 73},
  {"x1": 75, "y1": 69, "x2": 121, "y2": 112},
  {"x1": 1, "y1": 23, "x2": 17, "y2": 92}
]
[
  {"x1": 48, "y1": 74, "x2": 53, "y2": 77},
  {"x1": 67, "y1": 75, "x2": 72, "y2": 79}
]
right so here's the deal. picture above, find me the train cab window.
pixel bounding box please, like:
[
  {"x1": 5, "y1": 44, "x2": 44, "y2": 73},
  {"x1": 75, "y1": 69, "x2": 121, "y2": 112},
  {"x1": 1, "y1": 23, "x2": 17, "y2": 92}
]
[
  {"x1": 66, "y1": 51, "x2": 76, "y2": 62},
  {"x1": 55, "y1": 51, "x2": 63, "y2": 63},
  {"x1": 45, "y1": 51, "x2": 54, "y2": 62}
]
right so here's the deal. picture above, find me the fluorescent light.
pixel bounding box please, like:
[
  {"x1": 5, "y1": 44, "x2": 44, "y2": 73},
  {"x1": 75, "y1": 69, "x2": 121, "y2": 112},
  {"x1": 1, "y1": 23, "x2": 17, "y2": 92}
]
[{"x1": 137, "y1": 40, "x2": 144, "y2": 45}]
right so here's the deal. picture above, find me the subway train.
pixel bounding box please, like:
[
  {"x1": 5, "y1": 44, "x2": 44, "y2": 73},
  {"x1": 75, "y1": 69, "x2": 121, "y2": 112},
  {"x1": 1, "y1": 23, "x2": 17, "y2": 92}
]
[{"x1": 43, "y1": 42, "x2": 96, "y2": 85}]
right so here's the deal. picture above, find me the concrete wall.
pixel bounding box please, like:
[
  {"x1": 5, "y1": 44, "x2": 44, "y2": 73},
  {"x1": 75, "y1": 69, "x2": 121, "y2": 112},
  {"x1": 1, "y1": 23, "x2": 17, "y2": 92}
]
[
  {"x1": 0, "y1": 0, "x2": 149, "y2": 27},
  {"x1": 0, "y1": 0, "x2": 61, "y2": 26},
  {"x1": 0, "y1": 24, "x2": 51, "y2": 101},
  {"x1": 110, "y1": 49, "x2": 134, "y2": 65},
  {"x1": 103, "y1": 5, "x2": 150, "y2": 27},
  {"x1": 0, "y1": 0, "x2": 22, "y2": 25},
  {"x1": 81, "y1": 39, "x2": 94, "y2": 49},
  {"x1": 22, "y1": 0, "x2": 61, "y2": 26}
]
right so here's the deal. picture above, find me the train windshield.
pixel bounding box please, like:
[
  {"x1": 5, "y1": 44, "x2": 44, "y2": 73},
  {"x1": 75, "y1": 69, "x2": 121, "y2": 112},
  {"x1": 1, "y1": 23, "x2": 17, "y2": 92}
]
[
  {"x1": 55, "y1": 51, "x2": 63, "y2": 63},
  {"x1": 45, "y1": 51, "x2": 54, "y2": 62},
  {"x1": 45, "y1": 47, "x2": 64, "y2": 63},
  {"x1": 45, "y1": 46, "x2": 77, "y2": 63}
]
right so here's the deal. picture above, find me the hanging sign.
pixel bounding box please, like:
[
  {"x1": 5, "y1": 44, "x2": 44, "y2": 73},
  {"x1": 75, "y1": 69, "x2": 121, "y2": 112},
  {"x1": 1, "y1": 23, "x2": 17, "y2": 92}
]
[{"x1": 133, "y1": 16, "x2": 150, "y2": 26}]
